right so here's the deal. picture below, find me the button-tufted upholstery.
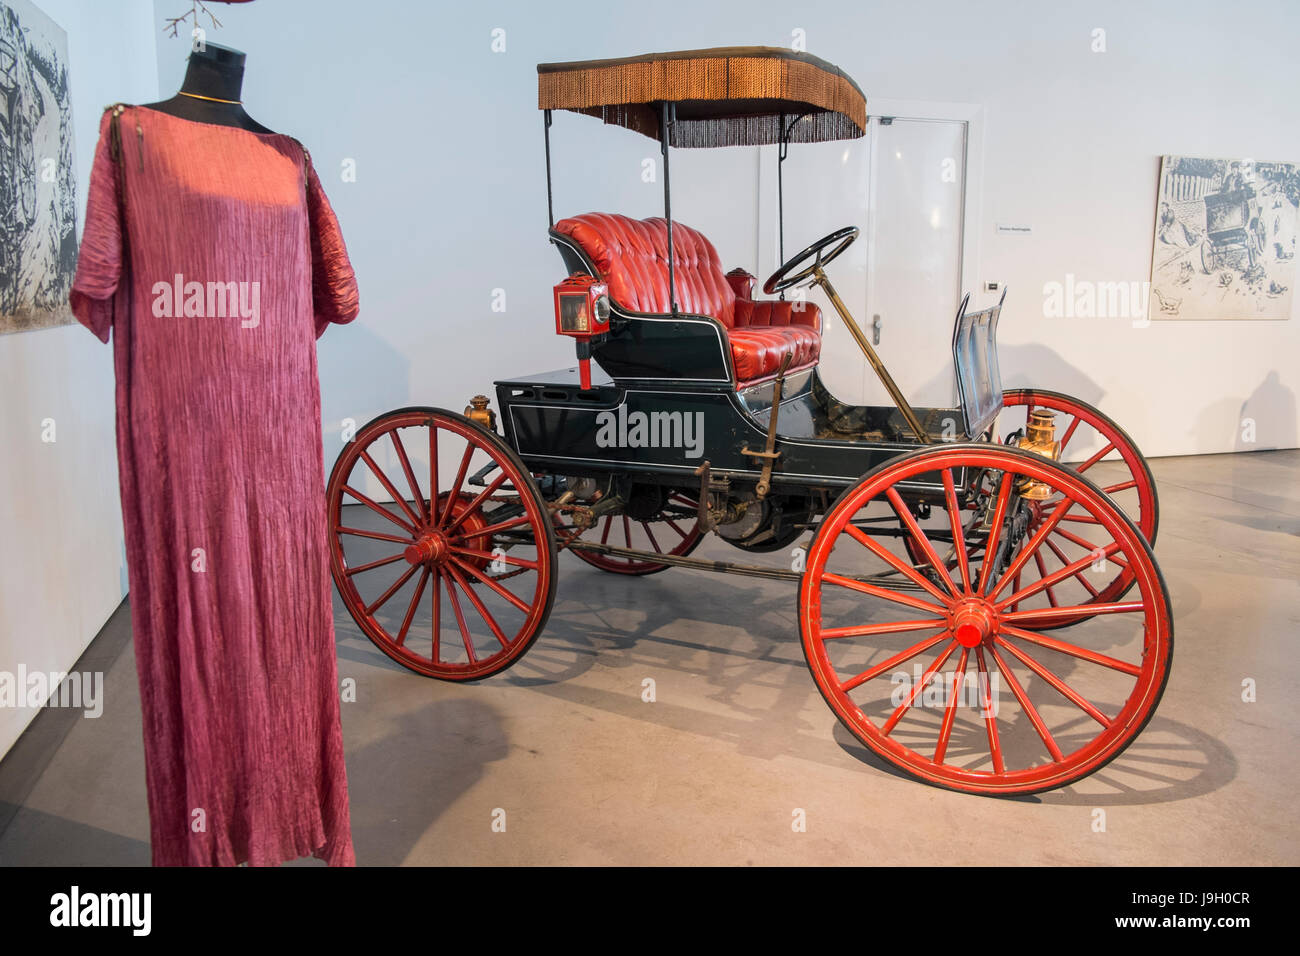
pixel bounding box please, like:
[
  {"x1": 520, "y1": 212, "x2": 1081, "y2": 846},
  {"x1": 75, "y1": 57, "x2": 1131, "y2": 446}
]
[{"x1": 554, "y1": 213, "x2": 821, "y2": 385}]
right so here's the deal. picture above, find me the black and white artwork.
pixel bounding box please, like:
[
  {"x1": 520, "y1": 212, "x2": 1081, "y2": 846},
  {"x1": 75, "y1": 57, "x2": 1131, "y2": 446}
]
[
  {"x1": 1, "y1": 0, "x2": 77, "y2": 335},
  {"x1": 1149, "y1": 155, "x2": 1298, "y2": 320}
]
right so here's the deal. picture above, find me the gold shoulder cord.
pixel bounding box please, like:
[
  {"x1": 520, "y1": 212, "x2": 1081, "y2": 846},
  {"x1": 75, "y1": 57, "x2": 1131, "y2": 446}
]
[{"x1": 177, "y1": 90, "x2": 242, "y2": 105}]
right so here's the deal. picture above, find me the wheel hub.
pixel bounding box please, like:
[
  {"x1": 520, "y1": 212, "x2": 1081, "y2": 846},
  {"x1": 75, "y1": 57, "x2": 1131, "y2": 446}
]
[
  {"x1": 405, "y1": 530, "x2": 449, "y2": 565},
  {"x1": 949, "y1": 597, "x2": 997, "y2": 648},
  {"x1": 407, "y1": 492, "x2": 493, "y2": 570}
]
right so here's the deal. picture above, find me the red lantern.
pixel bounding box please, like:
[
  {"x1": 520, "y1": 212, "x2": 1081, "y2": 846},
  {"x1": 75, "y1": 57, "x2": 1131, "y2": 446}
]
[{"x1": 552, "y1": 274, "x2": 610, "y2": 389}]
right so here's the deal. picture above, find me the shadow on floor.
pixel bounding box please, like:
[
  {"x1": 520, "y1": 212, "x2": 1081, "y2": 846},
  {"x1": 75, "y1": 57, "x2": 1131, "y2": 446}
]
[
  {"x1": 830, "y1": 710, "x2": 1237, "y2": 806},
  {"x1": 345, "y1": 696, "x2": 508, "y2": 866},
  {"x1": 0, "y1": 802, "x2": 149, "y2": 866}
]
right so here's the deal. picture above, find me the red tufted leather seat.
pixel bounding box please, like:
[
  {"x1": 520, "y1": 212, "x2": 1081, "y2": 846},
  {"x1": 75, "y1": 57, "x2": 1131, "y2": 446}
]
[{"x1": 554, "y1": 213, "x2": 821, "y2": 386}]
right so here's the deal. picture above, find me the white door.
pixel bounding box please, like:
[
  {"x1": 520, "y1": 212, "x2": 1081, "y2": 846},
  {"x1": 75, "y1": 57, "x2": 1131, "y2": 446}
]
[{"x1": 767, "y1": 115, "x2": 969, "y2": 409}]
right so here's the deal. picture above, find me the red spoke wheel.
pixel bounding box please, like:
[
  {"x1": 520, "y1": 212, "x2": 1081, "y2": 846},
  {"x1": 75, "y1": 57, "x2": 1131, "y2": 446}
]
[
  {"x1": 909, "y1": 390, "x2": 1161, "y2": 629},
  {"x1": 566, "y1": 491, "x2": 704, "y2": 576},
  {"x1": 1001, "y1": 388, "x2": 1158, "y2": 543},
  {"x1": 999, "y1": 388, "x2": 1159, "y2": 629},
  {"x1": 327, "y1": 407, "x2": 557, "y2": 680},
  {"x1": 800, "y1": 444, "x2": 1172, "y2": 795}
]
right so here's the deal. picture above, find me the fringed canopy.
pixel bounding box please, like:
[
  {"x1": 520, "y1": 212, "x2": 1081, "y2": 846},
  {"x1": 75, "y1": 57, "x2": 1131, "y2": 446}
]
[{"x1": 537, "y1": 46, "x2": 867, "y2": 147}]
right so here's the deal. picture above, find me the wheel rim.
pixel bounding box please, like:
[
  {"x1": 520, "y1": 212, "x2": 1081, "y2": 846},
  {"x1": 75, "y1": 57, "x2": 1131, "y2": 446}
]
[
  {"x1": 1002, "y1": 390, "x2": 1157, "y2": 541},
  {"x1": 800, "y1": 445, "x2": 1172, "y2": 795},
  {"x1": 327, "y1": 409, "x2": 555, "y2": 680},
  {"x1": 995, "y1": 389, "x2": 1158, "y2": 629},
  {"x1": 561, "y1": 492, "x2": 704, "y2": 575}
]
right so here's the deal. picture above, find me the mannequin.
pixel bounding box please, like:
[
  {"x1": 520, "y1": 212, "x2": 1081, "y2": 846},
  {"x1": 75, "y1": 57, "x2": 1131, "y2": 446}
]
[
  {"x1": 73, "y1": 31, "x2": 358, "y2": 865},
  {"x1": 143, "y1": 41, "x2": 276, "y2": 134}
]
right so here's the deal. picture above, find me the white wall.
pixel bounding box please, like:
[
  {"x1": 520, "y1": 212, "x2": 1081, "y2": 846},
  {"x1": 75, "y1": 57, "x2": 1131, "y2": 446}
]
[
  {"x1": 0, "y1": 0, "x2": 158, "y2": 757},
  {"x1": 145, "y1": 0, "x2": 1298, "y2": 463},
  {"x1": 149, "y1": 1, "x2": 775, "y2": 475},
  {"x1": 961, "y1": 1, "x2": 1300, "y2": 455}
]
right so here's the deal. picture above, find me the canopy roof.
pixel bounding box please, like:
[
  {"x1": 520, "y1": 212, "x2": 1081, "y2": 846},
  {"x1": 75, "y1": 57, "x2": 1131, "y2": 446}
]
[{"x1": 537, "y1": 46, "x2": 867, "y2": 147}]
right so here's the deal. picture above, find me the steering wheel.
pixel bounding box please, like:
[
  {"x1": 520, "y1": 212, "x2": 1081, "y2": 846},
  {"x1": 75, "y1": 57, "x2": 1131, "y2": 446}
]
[{"x1": 762, "y1": 226, "x2": 859, "y2": 295}]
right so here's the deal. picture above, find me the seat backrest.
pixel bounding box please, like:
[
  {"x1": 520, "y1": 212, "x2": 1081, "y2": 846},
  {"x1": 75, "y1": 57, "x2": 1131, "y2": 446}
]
[{"x1": 554, "y1": 213, "x2": 736, "y2": 327}]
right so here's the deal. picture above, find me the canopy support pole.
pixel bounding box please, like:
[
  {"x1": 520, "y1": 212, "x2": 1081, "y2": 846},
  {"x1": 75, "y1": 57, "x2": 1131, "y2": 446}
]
[
  {"x1": 543, "y1": 109, "x2": 554, "y2": 228},
  {"x1": 776, "y1": 112, "x2": 810, "y2": 300},
  {"x1": 661, "y1": 101, "x2": 678, "y2": 316},
  {"x1": 778, "y1": 113, "x2": 786, "y2": 273}
]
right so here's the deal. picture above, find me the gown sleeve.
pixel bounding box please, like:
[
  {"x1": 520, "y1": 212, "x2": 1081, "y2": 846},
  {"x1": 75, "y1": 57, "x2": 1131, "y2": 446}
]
[
  {"x1": 305, "y1": 151, "x2": 360, "y2": 338},
  {"x1": 69, "y1": 108, "x2": 124, "y2": 344}
]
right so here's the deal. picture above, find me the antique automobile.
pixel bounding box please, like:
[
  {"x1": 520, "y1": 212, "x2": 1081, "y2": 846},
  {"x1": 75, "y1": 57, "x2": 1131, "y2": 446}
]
[
  {"x1": 1200, "y1": 185, "x2": 1267, "y2": 273},
  {"x1": 326, "y1": 47, "x2": 1171, "y2": 795}
]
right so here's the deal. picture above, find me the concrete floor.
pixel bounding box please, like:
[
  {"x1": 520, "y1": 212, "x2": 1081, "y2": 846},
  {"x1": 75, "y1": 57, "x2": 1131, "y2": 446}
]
[{"x1": 2, "y1": 449, "x2": 1298, "y2": 866}]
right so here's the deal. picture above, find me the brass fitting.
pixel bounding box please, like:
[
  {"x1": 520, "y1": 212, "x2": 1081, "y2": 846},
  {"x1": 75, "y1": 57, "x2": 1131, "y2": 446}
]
[
  {"x1": 1016, "y1": 408, "x2": 1060, "y2": 501},
  {"x1": 465, "y1": 394, "x2": 497, "y2": 432}
]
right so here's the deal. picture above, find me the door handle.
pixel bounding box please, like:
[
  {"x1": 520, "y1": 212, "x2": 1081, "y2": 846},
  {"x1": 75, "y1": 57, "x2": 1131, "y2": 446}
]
[{"x1": 872, "y1": 314, "x2": 881, "y2": 345}]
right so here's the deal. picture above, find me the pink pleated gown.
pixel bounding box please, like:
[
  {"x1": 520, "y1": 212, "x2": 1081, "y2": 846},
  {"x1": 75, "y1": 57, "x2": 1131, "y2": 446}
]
[{"x1": 70, "y1": 105, "x2": 357, "y2": 866}]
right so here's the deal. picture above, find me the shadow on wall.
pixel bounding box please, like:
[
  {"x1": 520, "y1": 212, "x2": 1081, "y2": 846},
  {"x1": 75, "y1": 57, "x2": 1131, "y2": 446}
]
[
  {"x1": 997, "y1": 343, "x2": 1105, "y2": 406},
  {"x1": 1240, "y1": 370, "x2": 1293, "y2": 451},
  {"x1": 1240, "y1": 371, "x2": 1297, "y2": 449},
  {"x1": 317, "y1": 322, "x2": 411, "y2": 470},
  {"x1": 909, "y1": 341, "x2": 1105, "y2": 415},
  {"x1": 1191, "y1": 370, "x2": 1297, "y2": 453}
]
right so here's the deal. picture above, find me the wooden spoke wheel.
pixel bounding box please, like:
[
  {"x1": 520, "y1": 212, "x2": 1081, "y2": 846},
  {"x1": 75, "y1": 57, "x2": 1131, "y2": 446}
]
[
  {"x1": 561, "y1": 491, "x2": 704, "y2": 576},
  {"x1": 908, "y1": 390, "x2": 1160, "y2": 629},
  {"x1": 1001, "y1": 389, "x2": 1158, "y2": 544},
  {"x1": 998, "y1": 388, "x2": 1159, "y2": 629},
  {"x1": 327, "y1": 407, "x2": 557, "y2": 680},
  {"x1": 800, "y1": 444, "x2": 1172, "y2": 795}
]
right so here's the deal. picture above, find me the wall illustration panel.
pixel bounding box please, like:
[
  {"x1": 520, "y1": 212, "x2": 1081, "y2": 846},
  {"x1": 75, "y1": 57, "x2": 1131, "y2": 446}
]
[
  {"x1": 1, "y1": 0, "x2": 77, "y2": 335},
  {"x1": 1150, "y1": 155, "x2": 1298, "y2": 320}
]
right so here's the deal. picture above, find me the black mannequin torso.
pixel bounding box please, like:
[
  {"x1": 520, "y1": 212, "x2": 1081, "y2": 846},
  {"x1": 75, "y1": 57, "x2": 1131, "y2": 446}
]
[{"x1": 142, "y1": 42, "x2": 276, "y2": 134}]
